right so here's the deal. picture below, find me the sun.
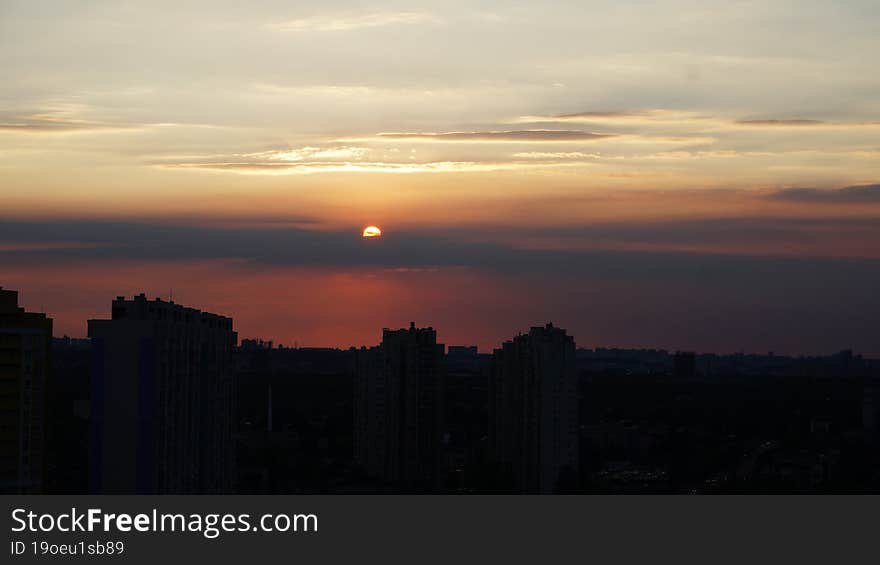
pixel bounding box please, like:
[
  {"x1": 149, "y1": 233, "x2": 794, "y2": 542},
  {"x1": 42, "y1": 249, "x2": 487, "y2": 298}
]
[{"x1": 362, "y1": 225, "x2": 382, "y2": 238}]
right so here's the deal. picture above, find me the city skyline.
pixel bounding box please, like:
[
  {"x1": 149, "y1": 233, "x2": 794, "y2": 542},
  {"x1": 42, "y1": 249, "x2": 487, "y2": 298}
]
[
  {"x1": 6, "y1": 288, "x2": 879, "y2": 495},
  {"x1": 2, "y1": 1, "x2": 880, "y2": 355},
  {"x1": 3, "y1": 285, "x2": 877, "y2": 361}
]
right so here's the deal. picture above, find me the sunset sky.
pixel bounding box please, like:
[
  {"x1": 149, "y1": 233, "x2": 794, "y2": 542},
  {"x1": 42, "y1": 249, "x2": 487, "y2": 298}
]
[{"x1": 2, "y1": 1, "x2": 879, "y2": 354}]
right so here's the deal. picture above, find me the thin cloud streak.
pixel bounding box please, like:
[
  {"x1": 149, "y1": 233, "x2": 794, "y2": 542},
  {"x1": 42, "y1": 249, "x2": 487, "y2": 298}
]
[
  {"x1": 734, "y1": 119, "x2": 880, "y2": 129},
  {"x1": 268, "y1": 12, "x2": 438, "y2": 32},
  {"x1": 517, "y1": 109, "x2": 719, "y2": 126},
  {"x1": 735, "y1": 119, "x2": 826, "y2": 127},
  {"x1": 769, "y1": 184, "x2": 880, "y2": 203},
  {"x1": 152, "y1": 160, "x2": 589, "y2": 175},
  {"x1": 513, "y1": 151, "x2": 602, "y2": 159},
  {"x1": 0, "y1": 112, "x2": 226, "y2": 135},
  {"x1": 372, "y1": 130, "x2": 617, "y2": 142},
  {"x1": 520, "y1": 109, "x2": 880, "y2": 130},
  {"x1": 0, "y1": 120, "x2": 140, "y2": 134}
]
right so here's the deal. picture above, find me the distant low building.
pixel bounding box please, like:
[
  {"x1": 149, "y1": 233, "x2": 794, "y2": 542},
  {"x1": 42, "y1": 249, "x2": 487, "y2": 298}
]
[
  {"x1": 0, "y1": 287, "x2": 52, "y2": 493},
  {"x1": 88, "y1": 294, "x2": 236, "y2": 493}
]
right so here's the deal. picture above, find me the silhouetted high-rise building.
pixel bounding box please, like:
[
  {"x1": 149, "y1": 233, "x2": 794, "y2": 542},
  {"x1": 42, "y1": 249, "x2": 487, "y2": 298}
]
[
  {"x1": 0, "y1": 287, "x2": 52, "y2": 493},
  {"x1": 88, "y1": 294, "x2": 236, "y2": 493},
  {"x1": 489, "y1": 323, "x2": 578, "y2": 493},
  {"x1": 353, "y1": 345, "x2": 385, "y2": 479},
  {"x1": 353, "y1": 323, "x2": 446, "y2": 489},
  {"x1": 674, "y1": 351, "x2": 696, "y2": 378},
  {"x1": 864, "y1": 381, "x2": 880, "y2": 441}
]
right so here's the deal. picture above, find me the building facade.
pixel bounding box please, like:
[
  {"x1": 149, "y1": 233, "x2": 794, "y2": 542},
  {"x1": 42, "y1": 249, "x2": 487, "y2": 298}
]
[
  {"x1": 354, "y1": 323, "x2": 446, "y2": 490},
  {"x1": 489, "y1": 323, "x2": 578, "y2": 493},
  {"x1": 353, "y1": 345, "x2": 386, "y2": 480},
  {"x1": 88, "y1": 294, "x2": 236, "y2": 493},
  {"x1": 0, "y1": 287, "x2": 52, "y2": 493}
]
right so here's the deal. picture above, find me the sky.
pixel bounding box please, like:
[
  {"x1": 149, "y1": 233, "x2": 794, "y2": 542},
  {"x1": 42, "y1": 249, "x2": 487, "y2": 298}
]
[{"x1": 1, "y1": 1, "x2": 879, "y2": 354}]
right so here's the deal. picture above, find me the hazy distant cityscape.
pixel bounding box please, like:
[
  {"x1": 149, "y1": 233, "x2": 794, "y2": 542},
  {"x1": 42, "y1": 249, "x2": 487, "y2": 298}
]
[{"x1": 4, "y1": 286, "x2": 880, "y2": 495}]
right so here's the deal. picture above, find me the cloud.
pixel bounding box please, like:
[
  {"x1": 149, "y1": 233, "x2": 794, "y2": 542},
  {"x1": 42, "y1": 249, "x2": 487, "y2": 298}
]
[
  {"x1": 0, "y1": 118, "x2": 138, "y2": 134},
  {"x1": 735, "y1": 119, "x2": 826, "y2": 127},
  {"x1": 517, "y1": 109, "x2": 716, "y2": 125},
  {"x1": 419, "y1": 215, "x2": 880, "y2": 260},
  {"x1": 519, "y1": 109, "x2": 880, "y2": 130},
  {"x1": 770, "y1": 184, "x2": 880, "y2": 203},
  {"x1": 0, "y1": 219, "x2": 511, "y2": 269},
  {"x1": 554, "y1": 111, "x2": 636, "y2": 120},
  {"x1": 514, "y1": 149, "x2": 750, "y2": 162},
  {"x1": 4, "y1": 214, "x2": 880, "y2": 270},
  {"x1": 733, "y1": 119, "x2": 880, "y2": 129},
  {"x1": 149, "y1": 143, "x2": 604, "y2": 175},
  {"x1": 153, "y1": 160, "x2": 582, "y2": 175},
  {"x1": 241, "y1": 146, "x2": 369, "y2": 161},
  {"x1": 0, "y1": 242, "x2": 109, "y2": 252},
  {"x1": 513, "y1": 151, "x2": 602, "y2": 159},
  {"x1": 150, "y1": 145, "x2": 415, "y2": 175},
  {"x1": 269, "y1": 12, "x2": 438, "y2": 32},
  {"x1": 0, "y1": 105, "x2": 196, "y2": 135},
  {"x1": 374, "y1": 130, "x2": 616, "y2": 142}
]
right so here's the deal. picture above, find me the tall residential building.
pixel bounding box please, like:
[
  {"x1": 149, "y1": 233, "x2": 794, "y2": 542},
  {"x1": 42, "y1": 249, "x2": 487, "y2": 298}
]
[
  {"x1": 0, "y1": 287, "x2": 52, "y2": 493},
  {"x1": 353, "y1": 323, "x2": 446, "y2": 490},
  {"x1": 353, "y1": 345, "x2": 386, "y2": 480},
  {"x1": 88, "y1": 294, "x2": 237, "y2": 493},
  {"x1": 489, "y1": 323, "x2": 578, "y2": 493},
  {"x1": 863, "y1": 380, "x2": 880, "y2": 441}
]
